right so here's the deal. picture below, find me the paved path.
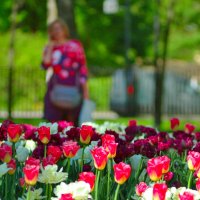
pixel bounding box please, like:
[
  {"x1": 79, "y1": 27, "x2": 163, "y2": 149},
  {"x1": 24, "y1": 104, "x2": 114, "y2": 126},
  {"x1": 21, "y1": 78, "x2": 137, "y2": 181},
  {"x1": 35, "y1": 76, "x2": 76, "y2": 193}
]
[{"x1": 0, "y1": 110, "x2": 119, "y2": 120}]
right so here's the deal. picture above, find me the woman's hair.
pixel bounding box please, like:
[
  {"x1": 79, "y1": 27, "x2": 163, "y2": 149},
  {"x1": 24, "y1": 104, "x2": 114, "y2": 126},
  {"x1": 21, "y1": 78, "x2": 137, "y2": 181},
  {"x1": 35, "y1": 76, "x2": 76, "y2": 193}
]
[{"x1": 48, "y1": 19, "x2": 70, "y2": 40}]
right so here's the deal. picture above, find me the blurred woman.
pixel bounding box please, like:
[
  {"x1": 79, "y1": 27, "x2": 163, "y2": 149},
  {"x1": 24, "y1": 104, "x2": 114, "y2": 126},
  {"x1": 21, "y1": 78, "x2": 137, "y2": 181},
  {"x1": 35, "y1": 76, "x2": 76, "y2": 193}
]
[{"x1": 41, "y1": 19, "x2": 89, "y2": 126}]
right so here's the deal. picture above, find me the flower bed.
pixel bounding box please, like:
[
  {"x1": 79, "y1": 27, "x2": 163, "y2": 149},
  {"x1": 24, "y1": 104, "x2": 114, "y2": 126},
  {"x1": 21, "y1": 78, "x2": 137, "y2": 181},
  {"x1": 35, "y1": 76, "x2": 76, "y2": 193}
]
[{"x1": 0, "y1": 118, "x2": 200, "y2": 199}]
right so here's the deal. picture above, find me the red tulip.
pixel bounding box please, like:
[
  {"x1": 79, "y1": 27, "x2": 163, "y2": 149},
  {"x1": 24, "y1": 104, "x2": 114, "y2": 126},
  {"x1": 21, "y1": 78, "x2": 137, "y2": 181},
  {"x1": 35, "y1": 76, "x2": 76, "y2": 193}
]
[
  {"x1": 185, "y1": 123, "x2": 195, "y2": 134},
  {"x1": 113, "y1": 162, "x2": 131, "y2": 185},
  {"x1": 101, "y1": 134, "x2": 118, "y2": 158},
  {"x1": 136, "y1": 182, "x2": 149, "y2": 196},
  {"x1": 179, "y1": 192, "x2": 194, "y2": 200},
  {"x1": 160, "y1": 156, "x2": 170, "y2": 174},
  {"x1": 128, "y1": 119, "x2": 137, "y2": 126},
  {"x1": 187, "y1": 151, "x2": 200, "y2": 171},
  {"x1": 153, "y1": 183, "x2": 168, "y2": 200},
  {"x1": 59, "y1": 194, "x2": 74, "y2": 200},
  {"x1": 164, "y1": 171, "x2": 173, "y2": 181},
  {"x1": 157, "y1": 142, "x2": 170, "y2": 152},
  {"x1": 47, "y1": 145, "x2": 62, "y2": 162},
  {"x1": 91, "y1": 147, "x2": 108, "y2": 170},
  {"x1": 102, "y1": 134, "x2": 115, "y2": 145},
  {"x1": 23, "y1": 164, "x2": 40, "y2": 186},
  {"x1": 19, "y1": 177, "x2": 26, "y2": 188},
  {"x1": 103, "y1": 142, "x2": 118, "y2": 158},
  {"x1": 79, "y1": 172, "x2": 96, "y2": 191},
  {"x1": 25, "y1": 157, "x2": 40, "y2": 166},
  {"x1": 7, "y1": 124, "x2": 22, "y2": 142},
  {"x1": 38, "y1": 126, "x2": 51, "y2": 144},
  {"x1": 7, "y1": 158, "x2": 16, "y2": 175},
  {"x1": 0, "y1": 143, "x2": 12, "y2": 163},
  {"x1": 42, "y1": 155, "x2": 57, "y2": 167},
  {"x1": 196, "y1": 167, "x2": 200, "y2": 179},
  {"x1": 57, "y1": 121, "x2": 74, "y2": 132},
  {"x1": 147, "y1": 157, "x2": 163, "y2": 182},
  {"x1": 80, "y1": 125, "x2": 93, "y2": 144},
  {"x1": 196, "y1": 179, "x2": 200, "y2": 193},
  {"x1": 170, "y1": 118, "x2": 180, "y2": 131},
  {"x1": 148, "y1": 136, "x2": 158, "y2": 145},
  {"x1": 62, "y1": 141, "x2": 80, "y2": 158}
]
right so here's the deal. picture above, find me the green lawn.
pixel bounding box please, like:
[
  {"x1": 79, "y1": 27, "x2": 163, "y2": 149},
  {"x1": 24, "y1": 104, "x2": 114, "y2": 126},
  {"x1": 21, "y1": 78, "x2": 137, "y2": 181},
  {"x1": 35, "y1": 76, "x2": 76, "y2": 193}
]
[
  {"x1": 96, "y1": 116, "x2": 200, "y2": 132},
  {"x1": 2, "y1": 116, "x2": 199, "y2": 132}
]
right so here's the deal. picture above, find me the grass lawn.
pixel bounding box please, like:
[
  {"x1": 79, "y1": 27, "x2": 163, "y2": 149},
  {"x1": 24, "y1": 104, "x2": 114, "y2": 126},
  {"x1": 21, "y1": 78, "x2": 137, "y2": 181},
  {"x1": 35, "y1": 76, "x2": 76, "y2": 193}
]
[
  {"x1": 2, "y1": 116, "x2": 199, "y2": 132},
  {"x1": 96, "y1": 116, "x2": 200, "y2": 132}
]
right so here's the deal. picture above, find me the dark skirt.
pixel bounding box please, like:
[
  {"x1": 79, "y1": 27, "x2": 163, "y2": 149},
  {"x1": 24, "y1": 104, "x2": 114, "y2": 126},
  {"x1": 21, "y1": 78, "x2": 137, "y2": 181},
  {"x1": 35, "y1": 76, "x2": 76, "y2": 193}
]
[{"x1": 43, "y1": 76, "x2": 82, "y2": 126}]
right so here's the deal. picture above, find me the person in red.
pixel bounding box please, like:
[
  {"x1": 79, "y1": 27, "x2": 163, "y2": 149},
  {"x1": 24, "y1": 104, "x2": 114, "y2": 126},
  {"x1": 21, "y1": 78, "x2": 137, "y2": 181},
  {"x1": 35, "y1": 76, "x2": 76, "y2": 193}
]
[{"x1": 41, "y1": 19, "x2": 89, "y2": 125}]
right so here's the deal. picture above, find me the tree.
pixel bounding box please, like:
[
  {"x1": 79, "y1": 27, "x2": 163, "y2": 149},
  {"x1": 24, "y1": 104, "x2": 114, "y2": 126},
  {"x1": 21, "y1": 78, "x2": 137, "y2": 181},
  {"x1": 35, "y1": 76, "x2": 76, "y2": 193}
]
[
  {"x1": 8, "y1": 0, "x2": 25, "y2": 119},
  {"x1": 47, "y1": 0, "x2": 58, "y2": 24},
  {"x1": 56, "y1": 0, "x2": 77, "y2": 38},
  {"x1": 154, "y1": 0, "x2": 176, "y2": 128}
]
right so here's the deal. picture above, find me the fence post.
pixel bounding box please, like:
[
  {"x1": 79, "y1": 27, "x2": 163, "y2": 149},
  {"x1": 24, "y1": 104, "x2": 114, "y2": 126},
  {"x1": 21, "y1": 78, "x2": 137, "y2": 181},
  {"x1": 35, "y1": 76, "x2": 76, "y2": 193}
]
[
  {"x1": 8, "y1": 67, "x2": 13, "y2": 119},
  {"x1": 7, "y1": 0, "x2": 19, "y2": 119},
  {"x1": 8, "y1": 11, "x2": 15, "y2": 119}
]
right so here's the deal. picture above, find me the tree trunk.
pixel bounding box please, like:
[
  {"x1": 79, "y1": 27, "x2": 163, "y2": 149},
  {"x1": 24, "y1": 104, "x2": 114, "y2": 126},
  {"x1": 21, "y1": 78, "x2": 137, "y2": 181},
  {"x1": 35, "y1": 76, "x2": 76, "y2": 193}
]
[
  {"x1": 154, "y1": 0, "x2": 175, "y2": 128},
  {"x1": 56, "y1": 0, "x2": 77, "y2": 38},
  {"x1": 154, "y1": 0, "x2": 161, "y2": 127},
  {"x1": 7, "y1": 0, "x2": 24, "y2": 119},
  {"x1": 47, "y1": 0, "x2": 58, "y2": 24}
]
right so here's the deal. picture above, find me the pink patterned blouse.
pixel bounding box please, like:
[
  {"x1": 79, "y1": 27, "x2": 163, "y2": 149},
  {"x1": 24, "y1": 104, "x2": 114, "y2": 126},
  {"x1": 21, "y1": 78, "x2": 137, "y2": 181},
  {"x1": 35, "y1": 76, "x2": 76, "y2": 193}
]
[{"x1": 42, "y1": 40, "x2": 88, "y2": 86}]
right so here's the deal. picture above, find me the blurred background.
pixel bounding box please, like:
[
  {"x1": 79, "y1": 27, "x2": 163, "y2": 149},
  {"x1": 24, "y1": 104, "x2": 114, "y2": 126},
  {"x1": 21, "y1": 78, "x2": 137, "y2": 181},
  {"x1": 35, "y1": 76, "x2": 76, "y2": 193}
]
[{"x1": 0, "y1": 0, "x2": 200, "y2": 129}]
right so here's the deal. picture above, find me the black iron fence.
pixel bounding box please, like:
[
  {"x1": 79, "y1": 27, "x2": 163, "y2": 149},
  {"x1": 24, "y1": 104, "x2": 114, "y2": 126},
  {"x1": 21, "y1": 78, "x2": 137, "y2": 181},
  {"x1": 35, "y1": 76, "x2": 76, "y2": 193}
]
[
  {"x1": 1, "y1": 63, "x2": 200, "y2": 119},
  {"x1": 0, "y1": 66, "x2": 112, "y2": 118},
  {"x1": 136, "y1": 63, "x2": 200, "y2": 115}
]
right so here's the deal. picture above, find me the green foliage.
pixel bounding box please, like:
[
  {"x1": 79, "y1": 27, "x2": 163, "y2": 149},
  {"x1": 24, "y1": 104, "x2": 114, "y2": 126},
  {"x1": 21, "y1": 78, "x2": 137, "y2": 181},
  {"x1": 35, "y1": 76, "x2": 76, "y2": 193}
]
[
  {"x1": 0, "y1": 0, "x2": 199, "y2": 69},
  {"x1": 0, "y1": 0, "x2": 47, "y2": 32},
  {"x1": 0, "y1": 31, "x2": 46, "y2": 68},
  {"x1": 19, "y1": 0, "x2": 47, "y2": 32},
  {"x1": 75, "y1": 0, "x2": 154, "y2": 67},
  {"x1": 0, "y1": 0, "x2": 12, "y2": 31},
  {"x1": 168, "y1": 29, "x2": 200, "y2": 60}
]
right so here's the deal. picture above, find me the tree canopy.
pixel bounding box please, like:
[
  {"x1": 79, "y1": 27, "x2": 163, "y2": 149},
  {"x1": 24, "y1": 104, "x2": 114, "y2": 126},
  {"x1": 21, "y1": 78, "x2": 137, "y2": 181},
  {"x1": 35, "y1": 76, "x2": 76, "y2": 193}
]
[{"x1": 0, "y1": 0, "x2": 199, "y2": 71}]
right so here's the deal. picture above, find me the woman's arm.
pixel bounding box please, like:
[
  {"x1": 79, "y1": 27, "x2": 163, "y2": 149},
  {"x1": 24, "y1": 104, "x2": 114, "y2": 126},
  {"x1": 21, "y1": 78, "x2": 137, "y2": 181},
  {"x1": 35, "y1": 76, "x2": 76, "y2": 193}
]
[
  {"x1": 81, "y1": 81, "x2": 89, "y2": 99},
  {"x1": 75, "y1": 40, "x2": 89, "y2": 99}
]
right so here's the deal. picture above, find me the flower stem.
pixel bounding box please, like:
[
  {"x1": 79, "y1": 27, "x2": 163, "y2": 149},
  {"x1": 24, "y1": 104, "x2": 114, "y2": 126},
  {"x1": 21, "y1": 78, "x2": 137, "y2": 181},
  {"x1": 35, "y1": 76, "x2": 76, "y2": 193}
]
[
  {"x1": 114, "y1": 184, "x2": 120, "y2": 200},
  {"x1": 80, "y1": 147, "x2": 85, "y2": 172},
  {"x1": 12, "y1": 143, "x2": 16, "y2": 158},
  {"x1": 67, "y1": 158, "x2": 71, "y2": 183},
  {"x1": 45, "y1": 184, "x2": 49, "y2": 200},
  {"x1": 95, "y1": 170, "x2": 101, "y2": 200},
  {"x1": 67, "y1": 158, "x2": 71, "y2": 173},
  {"x1": 26, "y1": 186, "x2": 31, "y2": 200},
  {"x1": 48, "y1": 184, "x2": 52, "y2": 200},
  {"x1": 183, "y1": 150, "x2": 187, "y2": 162},
  {"x1": 5, "y1": 174, "x2": 8, "y2": 200},
  {"x1": 107, "y1": 159, "x2": 111, "y2": 200},
  {"x1": 187, "y1": 170, "x2": 193, "y2": 189},
  {"x1": 22, "y1": 187, "x2": 25, "y2": 198},
  {"x1": 44, "y1": 144, "x2": 47, "y2": 158}
]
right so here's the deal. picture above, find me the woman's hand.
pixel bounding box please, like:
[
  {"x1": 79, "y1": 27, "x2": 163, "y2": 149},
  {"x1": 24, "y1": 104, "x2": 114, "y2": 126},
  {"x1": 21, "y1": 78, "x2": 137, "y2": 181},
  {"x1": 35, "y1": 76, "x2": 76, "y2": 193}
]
[
  {"x1": 46, "y1": 41, "x2": 55, "y2": 51},
  {"x1": 42, "y1": 41, "x2": 55, "y2": 65}
]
